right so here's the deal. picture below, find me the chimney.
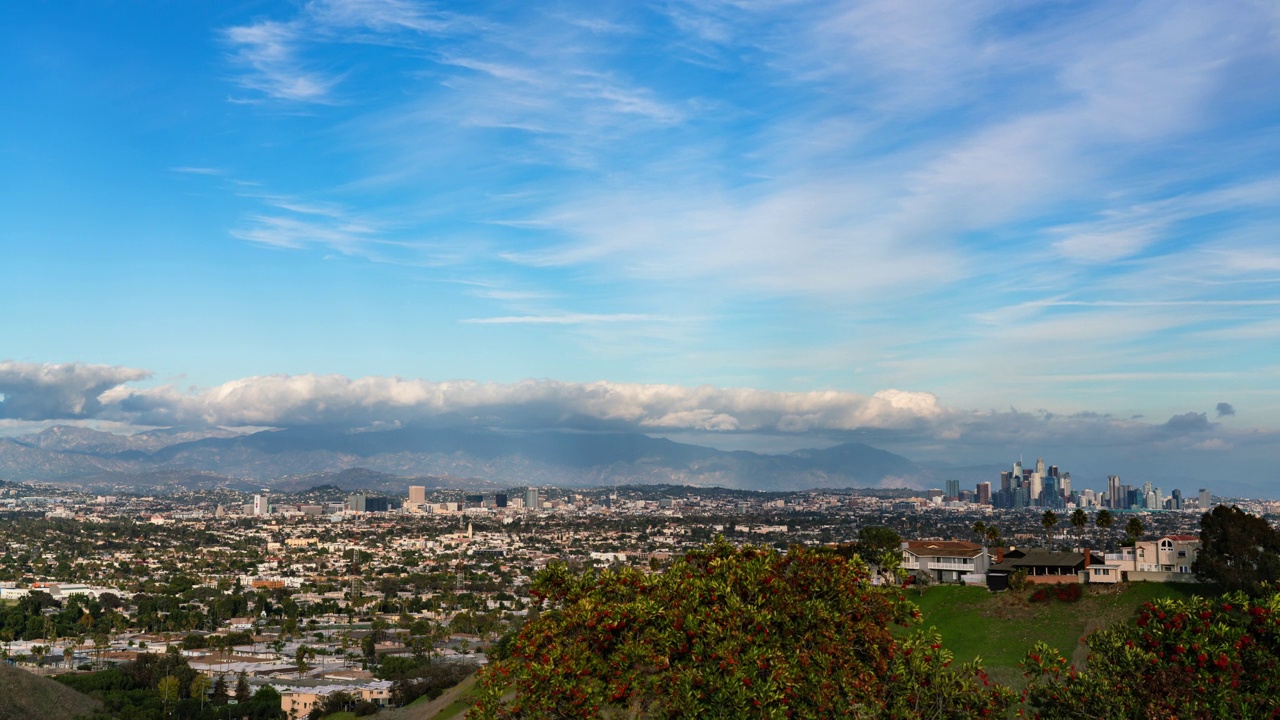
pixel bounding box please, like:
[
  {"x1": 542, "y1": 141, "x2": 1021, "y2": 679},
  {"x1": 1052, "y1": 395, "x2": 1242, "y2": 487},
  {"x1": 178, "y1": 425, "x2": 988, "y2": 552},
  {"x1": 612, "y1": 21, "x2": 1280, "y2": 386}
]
[
  {"x1": 1084, "y1": 549, "x2": 1091, "y2": 569},
  {"x1": 996, "y1": 546, "x2": 1004, "y2": 563}
]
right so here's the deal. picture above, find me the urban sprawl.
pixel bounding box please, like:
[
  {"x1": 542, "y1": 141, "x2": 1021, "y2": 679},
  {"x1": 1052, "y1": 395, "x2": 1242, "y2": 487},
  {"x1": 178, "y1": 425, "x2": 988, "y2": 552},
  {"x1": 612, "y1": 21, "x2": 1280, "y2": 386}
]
[{"x1": 0, "y1": 458, "x2": 1274, "y2": 717}]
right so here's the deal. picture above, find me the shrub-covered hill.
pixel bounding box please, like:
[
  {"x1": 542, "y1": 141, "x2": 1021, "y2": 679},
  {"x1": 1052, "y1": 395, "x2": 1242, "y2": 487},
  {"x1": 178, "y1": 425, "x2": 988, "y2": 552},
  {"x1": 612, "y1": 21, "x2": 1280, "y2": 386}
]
[{"x1": 0, "y1": 665, "x2": 100, "y2": 720}]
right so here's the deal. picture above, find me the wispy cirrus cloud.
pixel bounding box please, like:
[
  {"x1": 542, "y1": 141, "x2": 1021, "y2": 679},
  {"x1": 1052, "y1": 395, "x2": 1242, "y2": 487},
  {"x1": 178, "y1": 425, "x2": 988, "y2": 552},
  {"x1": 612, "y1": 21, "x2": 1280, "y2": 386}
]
[
  {"x1": 460, "y1": 313, "x2": 664, "y2": 325},
  {"x1": 204, "y1": 0, "x2": 1280, "y2": 418}
]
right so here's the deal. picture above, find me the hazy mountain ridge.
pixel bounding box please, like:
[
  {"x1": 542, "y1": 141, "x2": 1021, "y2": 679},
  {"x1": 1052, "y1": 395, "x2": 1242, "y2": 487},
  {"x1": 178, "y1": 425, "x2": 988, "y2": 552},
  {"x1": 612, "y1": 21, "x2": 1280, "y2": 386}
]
[{"x1": 0, "y1": 425, "x2": 933, "y2": 491}]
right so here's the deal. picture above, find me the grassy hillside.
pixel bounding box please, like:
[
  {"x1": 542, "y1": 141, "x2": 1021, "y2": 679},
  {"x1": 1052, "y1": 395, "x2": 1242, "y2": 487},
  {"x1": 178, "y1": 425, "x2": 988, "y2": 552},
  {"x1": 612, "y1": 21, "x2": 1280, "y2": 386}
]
[
  {"x1": 0, "y1": 665, "x2": 100, "y2": 720},
  {"x1": 907, "y1": 582, "x2": 1210, "y2": 687}
]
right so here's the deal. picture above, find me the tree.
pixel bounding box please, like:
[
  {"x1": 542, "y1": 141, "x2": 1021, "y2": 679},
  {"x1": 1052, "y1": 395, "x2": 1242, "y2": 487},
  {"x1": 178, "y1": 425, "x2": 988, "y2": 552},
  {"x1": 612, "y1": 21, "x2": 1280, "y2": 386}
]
[
  {"x1": 1095, "y1": 509, "x2": 1114, "y2": 550},
  {"x1": 235, "y1": 669, "x2": 251, "y2": 703},
  {"x1": 985, "y1": 525, "x2": 1001, "y2": 547},
  {"x1": 1125, "y1": 516, "x2": 1144, "y2": 545},
  {"x1": 211, "y1": 674, "x2": 230, "y2": 705},
  {"x1": 1192, "y1": 505, "x2": 1280, "y2": 596},
  {"x1": 1042, "y1": 510, "x2": 1058, "y2": 548},
  {"x1": 853, "y1": 526, "x2": 901, "y2": 566},
  {"x1": 1070, "y1": 508, "x2": 1088, "y2": 553},
  {"x1": 63, "y1": 645, "x2": 75, "y2": 667},
  {"x1": 473, "y1": 539, "x2": 1013, "y2": 719},
  {"x1": 295, "y1": 645, "x2": 314, "y2": 678},
  {"x1": 158, "y1": 675, "x2": 181, "y2": 718},
  {"x1": 191, "y1": 674, "x2": 211, "y2": 710},
  {"x1": 1022, "y1": 589, "x2": 1280, "y2": 718},
  {"x1": 972, "y1": 520, "x2": 987, "y2": 545}
]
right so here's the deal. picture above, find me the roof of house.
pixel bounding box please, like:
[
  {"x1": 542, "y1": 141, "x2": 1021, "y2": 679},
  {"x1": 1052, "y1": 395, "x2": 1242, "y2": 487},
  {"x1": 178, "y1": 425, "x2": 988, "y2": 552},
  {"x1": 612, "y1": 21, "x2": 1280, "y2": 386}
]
[
  {"x1": 1164, "y1": 535, "x2": 1199, "y2": 542},
  {"x1": 989, "y1": 548, "x2": 1102, "y2": 572},
  {"x1": 903, "y1": 540, "x2": 984, "y2": 558}
]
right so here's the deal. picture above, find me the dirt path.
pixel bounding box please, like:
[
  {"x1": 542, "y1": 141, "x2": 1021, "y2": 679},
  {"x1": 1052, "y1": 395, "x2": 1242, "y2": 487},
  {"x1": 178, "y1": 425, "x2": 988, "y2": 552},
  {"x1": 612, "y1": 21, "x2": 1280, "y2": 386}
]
[{"x1": 381, "y1": 675, "x2": 477, "y2": 720}]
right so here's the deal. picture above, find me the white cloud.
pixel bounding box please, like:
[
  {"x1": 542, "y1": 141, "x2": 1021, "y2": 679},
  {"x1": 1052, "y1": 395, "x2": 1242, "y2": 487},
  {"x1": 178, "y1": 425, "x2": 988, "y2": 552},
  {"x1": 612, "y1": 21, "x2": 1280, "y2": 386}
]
[
  {"x1": 223, "y1": 20, "x2": 340, "y2": 102},
  {"x1": 0, "y1": 361, "x2": 150, "y2": 420}
]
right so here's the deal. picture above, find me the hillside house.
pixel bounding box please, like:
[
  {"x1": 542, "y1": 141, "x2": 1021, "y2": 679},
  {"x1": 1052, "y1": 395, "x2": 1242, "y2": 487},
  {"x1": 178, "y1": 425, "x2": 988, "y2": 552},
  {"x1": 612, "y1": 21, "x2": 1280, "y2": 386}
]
[{"x1": 901, "y1": 540, "x2": 988, "y2": 585}]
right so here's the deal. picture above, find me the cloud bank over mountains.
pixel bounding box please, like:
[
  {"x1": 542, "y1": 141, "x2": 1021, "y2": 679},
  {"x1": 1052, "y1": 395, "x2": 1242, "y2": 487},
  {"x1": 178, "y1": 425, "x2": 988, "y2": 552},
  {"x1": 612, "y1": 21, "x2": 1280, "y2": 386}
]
[{"x1": 0, "y1": 361, "x2": 1258, "y2": 457}]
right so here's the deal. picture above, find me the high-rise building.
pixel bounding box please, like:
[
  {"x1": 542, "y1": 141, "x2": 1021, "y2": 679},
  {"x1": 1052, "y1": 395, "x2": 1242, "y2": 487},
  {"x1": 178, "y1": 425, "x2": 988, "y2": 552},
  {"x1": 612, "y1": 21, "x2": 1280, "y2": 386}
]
[
  {"x1": 976, "y1": 482, "x2": 991, "y2": 505},
  {"x1": 1060, "y1": 474, "x2": 1071, "y2": 497},
  {"x1": 1199, "y1": 488, "x2": 1212, "y2": 508},
  {"x1": 347, "y1": 494, "x2": 366, "y2": 512},
  {"x1": 495, "y1": 493, "x2": 508, "y2": 508},
  {"x1": 1171, "y1": 489, "x2": 1182, "y2": 510},
  {"x1": 945, "y1": 479, "x2": 960, "y2": 499},
  {"x1": 1000, "y1": 471, "x2": 1013, "y2": 493},
  {"x1": 525, "y1": 487, "x2": 539, "y2": 510},
  {"x1": 1107, "y1": 476, "x2": 1123, "y2": 508},
  {"x1": 409, "y1": 486, "x2": 426, "y2": 505},
  {"x1": 1036, "y1": 458, "x2": 1046, "y2": 477},
  {"x1": 253, "y1": 494, "x2": 269, "y2": 516},
  {"x1": 1043, "y1": 475, "x2": 1058, "y2": 505}
]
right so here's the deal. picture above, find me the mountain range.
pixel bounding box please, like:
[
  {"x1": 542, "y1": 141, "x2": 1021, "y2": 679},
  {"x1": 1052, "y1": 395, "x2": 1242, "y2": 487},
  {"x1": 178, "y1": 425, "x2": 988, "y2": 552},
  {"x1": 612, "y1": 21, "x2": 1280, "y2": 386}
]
[{"x1": 0, "y1": 424, "x2": 937, "y2": 493}]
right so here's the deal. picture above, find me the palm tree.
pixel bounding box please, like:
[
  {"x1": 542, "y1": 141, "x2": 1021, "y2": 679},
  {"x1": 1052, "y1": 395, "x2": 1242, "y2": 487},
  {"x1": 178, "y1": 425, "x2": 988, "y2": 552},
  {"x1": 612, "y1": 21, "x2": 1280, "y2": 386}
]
[
  {"x1": 985, "y1": 525, "x2": 1001, "y2": 548},
  {"x1": 972, "y1": 520, "x2": 987, "y2": 545},
  {"x1": 1126, "y1": 516, "x2": 1144, "y2": 544},
  {"x1": 1095, "y1": 509, "x2": 1114, "y2": 551},
  {"x1": 1042, "y1": 510, "x2": 1059, "y2": 549},
  {"x1": 1070, "y1": 509, "x2": 1088, "y2": 553},
  {"x1": 876, "y1": 549, "x2": 905, "y2": 587}
]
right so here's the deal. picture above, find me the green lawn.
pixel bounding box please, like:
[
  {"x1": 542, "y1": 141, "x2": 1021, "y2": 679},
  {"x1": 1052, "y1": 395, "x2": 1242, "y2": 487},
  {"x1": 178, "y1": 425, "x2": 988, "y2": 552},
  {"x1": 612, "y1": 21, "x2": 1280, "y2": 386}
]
[
  {"x1": 905, "y1": 581, "x2": 1211, "y2": 687},
  {"x1": 321, "y1": 713, "x2": 356, "y2": 720}
]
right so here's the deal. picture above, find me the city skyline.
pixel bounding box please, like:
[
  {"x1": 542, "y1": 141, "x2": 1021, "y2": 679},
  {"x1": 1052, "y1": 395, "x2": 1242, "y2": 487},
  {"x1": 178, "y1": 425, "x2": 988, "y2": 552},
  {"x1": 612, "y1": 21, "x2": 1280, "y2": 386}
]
[{"x1": 4, "y1": 2, "x2": 1280, "y2": 495}]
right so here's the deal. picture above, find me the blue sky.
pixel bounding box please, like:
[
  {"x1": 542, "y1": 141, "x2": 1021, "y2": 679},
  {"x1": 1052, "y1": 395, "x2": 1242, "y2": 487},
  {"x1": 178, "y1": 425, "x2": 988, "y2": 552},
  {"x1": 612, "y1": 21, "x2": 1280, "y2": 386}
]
[{"x1": 3, "y1": 1, "x2": 1280, "y2": 493}]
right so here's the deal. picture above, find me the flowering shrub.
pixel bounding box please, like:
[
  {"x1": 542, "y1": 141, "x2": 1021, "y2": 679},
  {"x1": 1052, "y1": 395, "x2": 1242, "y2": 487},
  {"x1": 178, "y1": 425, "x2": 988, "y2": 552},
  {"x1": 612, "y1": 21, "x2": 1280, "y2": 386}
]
[
  {"x1": 1022, "y1": 589, "x2": 1280, "y2": 718},
  {"x1": 1029, "y1": 588, "x2": 1053, "y2": 604},
  {"x1": 1053, "y1": 584, "x2": 1082, "y2": 603},
  {"x1": 473, "y1": 538, "x2": 1014, "y2": 719}
]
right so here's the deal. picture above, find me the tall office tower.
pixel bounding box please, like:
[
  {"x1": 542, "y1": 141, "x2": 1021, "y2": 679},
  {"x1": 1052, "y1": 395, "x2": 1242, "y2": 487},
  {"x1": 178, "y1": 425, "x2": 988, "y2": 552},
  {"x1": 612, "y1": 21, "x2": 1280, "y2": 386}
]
[
  {"x1": 1029, "y1": 472, "x2": 1043, "y2": 504},
  {"x1": 945, "y1": 479, "x2": 961, "y2": 499},
  {"x1": 1043, "y1": 475, "x2": 1058, "y2": 505},
  {"x1": 526, "y1": 487, "x2": 539, "y2": 510},
  {"x1": 347, "y1": 494, "x2": 367, "y2": 512},
  {"x1": 495, "y1": 493, "x2": 508, "y2": 508},
  {"x1": 1171, "y1": 489, "x2": 1182, "y2": 510},
  {"x1": 1060, "y1": 474, "x2": 1071, "y2": 497},
  {"x1": 1013, "y1": 461, "x2": 1024, "y2": 480},
  {"x1": 1048, "y1": 465, "x2": 1059, "y2": 478},
  {"x1": 1082, "y1": 488, "x2": 1095, "y2": 506},
  {"x1": 1107, "y1": 476, "x2": 1122, "y2": 508},
  {"x1": 1142, "y1": 481, "x2": 1153, "y2": 498},
  {"x1": 1000, "y1": 471, "x2": 1013, "y2": 493},
  {"x1": 1015, "y1": 486, "x2": 1029, "y2": 508},
  {"x1": 1199, "y1": 488, "x2": 1211, "y2": 508},
  {"x1": 409, "y1": 486, "x2": 426, "y2": 505},
  {"x1": 253, "y1": 494, "x2": 269, "y2": 516},
  {"x1": 1036, "y1": 458, "x2": 1046, "y2": 476},
  {"x1": 976, "y1": 482, "x2": 991, "y2": 505},
  {"x1": 1152, "y1": 487, "x2": 1162, "y2": 510}
]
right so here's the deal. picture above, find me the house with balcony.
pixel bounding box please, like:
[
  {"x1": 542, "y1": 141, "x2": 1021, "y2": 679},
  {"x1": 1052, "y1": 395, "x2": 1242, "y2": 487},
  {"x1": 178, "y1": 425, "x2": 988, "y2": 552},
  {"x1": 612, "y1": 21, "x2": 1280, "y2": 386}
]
[
  {"x1": 901, "y1": 540, "x2": 988, "y2": 585},
  {"x1": 1103, "y1": 534, "x2": 1201, "y2": 583}
]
